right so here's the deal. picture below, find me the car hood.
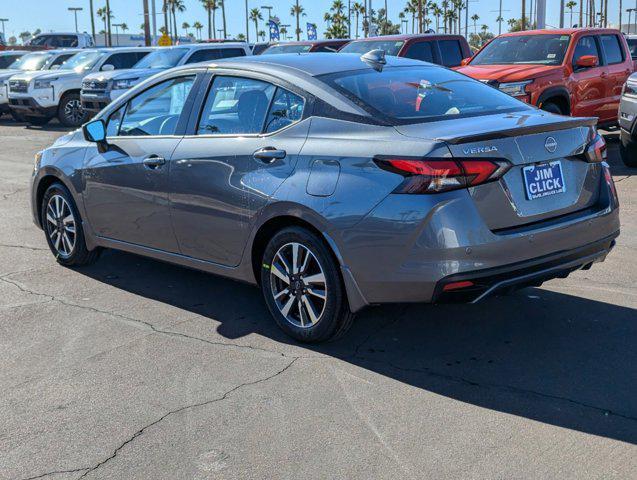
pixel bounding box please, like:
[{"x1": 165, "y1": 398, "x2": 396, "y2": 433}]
[
  {"x1": 82, "y1": 67, "x2": 158, "y2": 82},
  {"x1": 457, "y1": 64, "x2": 564, "y2": 83},
  {"x1": 0, "y1": 69, "x2": 22, "y2": 81},
  {"x1": 10, "y1": 69, "x2": 81, "y2": 82},
  {"x1": 394, "y1": 110, "x2": 595, "y2": 144}
]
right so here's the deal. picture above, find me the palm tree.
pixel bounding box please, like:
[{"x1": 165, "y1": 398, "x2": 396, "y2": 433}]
[
  {"x1": 120, "y1": 22, "x2": 128, "y2": 34},
  {"x1": 182, "y1": 21, "x2": 190, "y2": 36},
  {"x1": 521, "y1": 0, "x2": 526, "y2": 30},
  {"x1": 237, "y1": 32, "x2": 246, "y2": 40},
  {"x1": 105, "y1": 0, "x2": 112, "y2": 46},
  {"x1": 432, "y1": 3, "x2": 442, "y2": 32},
  {"x1": 193, "y1": 20, "x2": 204, "y2": 39},
  {"x1": 290, "y1": 1, "x2": 306, "y2": 41},
  {"x1": 220, "y1": 0, "x2": 227, "y2": 39},
  {"x1": 441, "y1": 0, "x2": 449, "y2": 33},
  {"x1": 258, "y1": 29, "x2": 266, "y2": 41},
  {"x1": 404, "y1": 0, "x2": 417, "y2": 33},
  {"x1": 96, "y1": 7, "x2": 113, "y2": 45},
  {"x1": 471, "y1": 13, "x2": 479, "y2": 35},
  {"x1": 353, "y1": 2, "x2": 365, "y2": 37},
  {"x1": 201, "y1": 0, "x2": 216, "y2": 39},
  {"x1": 167, "y1": 0, "x2": 186, "y2": 42},
  {"x1": 89, "y1": 0, "x2": 96, "y2": 43},
  {"x1": 249, "y1": 8, "x2": 263, "y2": 42},
  {"x1": 566, "y1": 0, "x2": 577, "y2": 27}
]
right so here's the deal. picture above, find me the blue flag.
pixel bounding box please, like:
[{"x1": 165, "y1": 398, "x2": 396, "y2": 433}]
[
  {"x1": 307, "y1": 23, "x2": 317, "y2": 41},
  {"x1": 269, "y1": 20, "x2": 280, "y2": 41}
]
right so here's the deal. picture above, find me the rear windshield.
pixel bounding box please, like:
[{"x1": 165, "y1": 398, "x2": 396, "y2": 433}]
[
  {"x1": 134, "y1": 48, "x2": 188, "y2": 69},
  {"x1": 340, "y1": 40, "x2": 405, "y2": 56},
  {"x1": 262, "y1": 44, "x2": 313, "y2": 55},
  {"x1": 319, "y1": 66, "x2": 529, "y2": 124},
  {"x1": 471, "y1": 34, "x2": 570, "y2": 66}
]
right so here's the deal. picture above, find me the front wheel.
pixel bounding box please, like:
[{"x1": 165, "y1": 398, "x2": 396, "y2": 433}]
[
  {"x1": 57, "y1": 92, "x2": 86, "y2": 128},
  {"x1": 620, "y1": 135, "x2": 637, "y2": 167},
  {"x1": 261, "y1": 227, "x2": 354, "y2": 343},
  {"x1": 41, "y1": 183, "x2": 100, "y2": 266}
]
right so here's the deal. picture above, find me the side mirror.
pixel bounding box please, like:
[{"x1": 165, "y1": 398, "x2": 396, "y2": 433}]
[
  {"x1": 83, "y1": 119, "x2": 108, "y2": 151},
  {"x1": 460, "y1": 57, "x2": 472, "y2": 66},
  {"x1": 576, "y1": 55, "x2": 598, "y2": 69},
  {"x1": 101, "y1": 64, "x2": 115, "y2": 71}
]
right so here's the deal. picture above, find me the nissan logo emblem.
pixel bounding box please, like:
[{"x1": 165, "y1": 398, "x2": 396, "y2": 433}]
[{"x1": 545, "y1": 136, "x2": 558, "y2": 153}]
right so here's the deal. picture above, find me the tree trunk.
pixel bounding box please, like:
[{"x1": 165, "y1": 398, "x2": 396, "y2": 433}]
[
  {"x1": 105, "y1": 0, "x2": 112, "y2": 46},
  {"x1": 221, "y1": 0, "x2": 227, "y2": 39},
  {"x1": 521, "y1": 0, "x2": 526, "y2": 30},
  {"x1": 212, "y1": 8, "x2": 217, "y2": 39},
  {"x1": 89, "y1": 0, "x2": 96, "y2": 43}
]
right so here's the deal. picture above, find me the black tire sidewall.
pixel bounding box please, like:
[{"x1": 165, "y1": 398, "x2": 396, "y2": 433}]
[
  {"x1": 620, "y1": 137, "x2": 637, "y2": 167},
  {"x1": 41, "y1": 183, "x2": 88, "y2": 266},
  {"x1": 58, "y1": 92, "x2": 85, "y2": 127},
  {"x1": 260, "y1": 227, "x2": 348, "y2": 343},
  {"x1": 541, "y1": 102, "x2": 563, "y2": 115}
]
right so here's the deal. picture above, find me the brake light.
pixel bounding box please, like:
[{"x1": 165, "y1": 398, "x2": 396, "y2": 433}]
[
  {"x1": 603, "y1": 163, "x2": 619, "y2": 205},
  {"x1": 584, "y1": 133, "x2": 607, "y2": 163},
  {"x1": 374, "y1": 157, "x2": 511, "y2": 194}
]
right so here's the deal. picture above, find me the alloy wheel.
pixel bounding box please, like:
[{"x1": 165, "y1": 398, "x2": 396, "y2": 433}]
[
  {"x1": 270, "y1": 242, "x2": 327, "y2": 328},
  {"x1": 45, "y1": 194, "x2": 76, "y2": 258},
  {"x1": 64, "y1": 99, "x2": 84, "y2": 125}
]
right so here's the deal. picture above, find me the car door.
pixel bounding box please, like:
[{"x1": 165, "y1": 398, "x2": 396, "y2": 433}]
[
  {"x1": 570, "y1": 35, "x2": 606, "y2": 119},
  {"x1": 599, "y1": 33, "x2": 632, "y2": 122},
  {"x1": 82, "y1": 72, "x2": 199, "y2": 252},
  {"x1": 169, "y1": 72, "x2": 309, "y2": 266}
]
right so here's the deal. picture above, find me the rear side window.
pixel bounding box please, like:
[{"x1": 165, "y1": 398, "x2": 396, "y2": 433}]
[
  {"x1": 186, "y1": 48, "x2": 245, "y2": 64},
  {"x1": 314, "y1": 45, "x2": 339, "y2": 52},
  {"x1": 573, "y1": 36, "x2": 600, "y2": 67},
  {"x1": 438, "y1": 40, "x2": 463, "y2": 67},
  {"x1": 600, "y1": 35, "x2": 624, "y2": 64},
  {"x1": 264, "y1": 89, "x2": 305, "y2": 133},
  {"x1": 404, "y1": 41, "x2": 434, "y2": 63},
  {"x1": 627, "y1": 38, "x2": 637, "y2": 60},
  {"x1": 106, "y1": 52, "x2": 144, "y2": 70},
  {"x1": 217, "y1": 48, "x2": 246, "y2": 59}
]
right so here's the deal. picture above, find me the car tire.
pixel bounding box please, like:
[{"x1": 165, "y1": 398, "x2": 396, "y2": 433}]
[
  {"x1": 620, "y1": 136, "x2": 637, "y2": 167},
  {"x1": 540, "y1": 102, "x2": 564, "y2": 115},
  {"x1": 57, "y1": 92, "x2": 86, "y2": 128},
  {"x1": 260, "y1": 227, "x2": 355, "y2": 343},
  {"x1": 25, "y1": 116, "x2": 51, "y2": 126},
  {"x1": 41, "y1": 182, "x2": 101, "y2": 267},
  {"x1": 9, "y1": 110, "x2": 27, "y2": 122}
]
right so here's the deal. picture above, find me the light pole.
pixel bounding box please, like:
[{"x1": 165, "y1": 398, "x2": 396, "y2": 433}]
[
  {"x1": 245, "y1": 0, "x2": 249, "y2": 43},
  {"x1": 142, "y1": 0, "x2": 151, "y2": 46},
  {"x1": 68, "y1": 7, "x2": 83, "y2": 33},
  {"x1": 260, "y1": 5, "x2": 273, "y2": 21},
  {"x1": 0, "y1": 18, "x2": 8, "y2": 41},
  {"x1": 112, "y1": 22, "x2": 124, "y2": 45},
  {"x1": 628, "y1": 8, "x2": 634, "y2": 34}
]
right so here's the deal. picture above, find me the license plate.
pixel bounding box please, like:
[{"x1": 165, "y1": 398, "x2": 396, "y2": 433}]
[{"x1": 522, "y1": 161, "x2": 566, "y2": 200}]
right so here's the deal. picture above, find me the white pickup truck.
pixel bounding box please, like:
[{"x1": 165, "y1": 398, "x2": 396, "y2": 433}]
[{"x1": 8, "y1": 47, "x2": 152, "y2": 127}]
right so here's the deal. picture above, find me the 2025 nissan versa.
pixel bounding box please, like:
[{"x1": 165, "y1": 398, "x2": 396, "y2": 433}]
[{"x1": 31, "y1": 53, "x2": 620, "y2": 342}]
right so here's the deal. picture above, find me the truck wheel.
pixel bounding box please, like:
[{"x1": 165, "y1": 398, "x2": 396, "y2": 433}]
[
  {"x1": 260, "y1": 227, "x2": 355, "y2": 343},
  {"x1": 620, "y1": 137, "x2": 637, "y2": 168},
  {"x1": 9, "y1": 110, "x2": 27, "y2": 122},
  {"x1": 58, "y1": 92, "x2": 86, "y2": 128},
  {"x1": 541, "y1": 102, "x2": 564, "y2": 115}
]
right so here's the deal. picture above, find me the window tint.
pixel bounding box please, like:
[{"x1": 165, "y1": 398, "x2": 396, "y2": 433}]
[
  {"x1": 118, "y1": 75, "x2": 195, "y2": 136},
  {"x1": 197, "y1": 76, "x2": 275, "y2": 135},
  {"x1": 438, "y1": 40, "x2": 463, "y2": 67},
  {"x1": 105, "y1": 52, "x2": 142, "y2": 70},
  {"x1": 31, "y1": 35, "x2": 78, "y2": 47},
  {"x1": 573, "y1": 36, "x2": 600, "y2": 66},
  {"x1": 264, "y1": 89, "x2": 305, "y2": 133},
  {"x1": 50, "y1": 54, "x2": 74, "y2": 67},
  {"x1": 601, "y1": 35, "x2": 624, "y2": 64},
  {"x1": 627, "y1": 38, "x2": 637, "y2": 60},
  {"x1": 404, "y1": 41, "x2": 434, "y2": 63},
  {"x1": 314, "y1": 45, "x2": 339, "y2": 52},
  {"x1": 185, "y1": 48, "x2": 245, "y2": 64},
  {"x1": 218, "y1": 48, "x2": 247, "y2": 59},
  {"x1": 0, "y1": 54, "x2": 22, "y2": 69},
  {"x1": 106, "y1": 103, "x2": 126, "y2": 136}
]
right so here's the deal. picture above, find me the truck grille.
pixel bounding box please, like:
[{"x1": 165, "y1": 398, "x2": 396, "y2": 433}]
[
  {"x1": 9, "y1": 80, "x2": 28, "y2": 93},
  {"x1": 82, "y1": 80, "x2": 108, "y2": 93}
]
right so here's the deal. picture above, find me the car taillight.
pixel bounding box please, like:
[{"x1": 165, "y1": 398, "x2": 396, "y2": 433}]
[
  {"x1": 374, "y1": 157, "x2": 511, "y2": 194},
  {"x1": 602, "y1": 163, "x2": 619, "y2": 205},
  {"x1": 584, "y1": 133, "x2": 607, "y2": 163}
]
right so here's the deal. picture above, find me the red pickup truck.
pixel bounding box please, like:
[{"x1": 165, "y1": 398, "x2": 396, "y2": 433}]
[{"x1": 457, "y1": 28, "x2": 633, "y2": 127}]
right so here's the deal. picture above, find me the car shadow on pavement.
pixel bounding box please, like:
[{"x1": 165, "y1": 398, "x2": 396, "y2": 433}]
[
  {"x1": 74, "y1": 248, "x2": 637, "y2": 446},
  {"x1": 0, "y1": 117, "x2": 71, "y2": 132}
]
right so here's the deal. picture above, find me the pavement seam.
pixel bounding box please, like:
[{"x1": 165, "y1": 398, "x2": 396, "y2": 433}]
[
  {"x1": 18, "y1": 467, "x2": 90, "y2": 480},
  {"x1": 0, "y1": 243, "x2": 48, "y2": 251}
]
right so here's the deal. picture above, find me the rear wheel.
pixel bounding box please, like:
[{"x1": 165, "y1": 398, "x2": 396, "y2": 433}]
[
  {"x1": 57, "y1": 92, "x2": 86, "y2": 128},
  {"x1": 41, "y1": 183, "x2": 100, "y2": 266},
  {"x1": 260, "y1": 227, "x2": 354, "y2": 343}
]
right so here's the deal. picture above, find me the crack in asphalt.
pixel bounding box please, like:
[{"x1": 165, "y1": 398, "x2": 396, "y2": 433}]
[
  {"x1": 16, "y1": 358, "x2": 298, "y2": 480},
  {"x1": 0, "y1": 243, "x2": 48, "y2": 251}
]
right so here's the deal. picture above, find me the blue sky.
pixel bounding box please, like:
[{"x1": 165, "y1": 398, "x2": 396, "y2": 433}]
[{"x1": 0, "y1": 0, "x2": 625, "y2": 40}]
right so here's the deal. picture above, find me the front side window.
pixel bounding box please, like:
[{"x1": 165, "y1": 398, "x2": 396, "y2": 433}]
[
  {"x1": 600, "y1": 35, "x2": 624, "y2": 64},
  {"x1": 471, "y1": 34, "x2": 570, "y2": 66},
  {"x1": 404, "y1": 41, "x2": 434, "y2": 63},
  {"x1": 0, "y1": 54, "x2": 23, "y2": 69},
  {"x1": 197, "y1": 76, "x2": 275, "y2": 135},
  {"x1": 9, "y1": 52, "x2": 52, "y2": 71},
  {"x1": 133, "y1": 48, "x2": 188, "y2": 69},
  {"x1": 50, "y1": 54, "x2": 74, "y2": 68},
  {"x1": 321, "y1": 65, "x2": 529, "y2": 124},
  {"x1": 339, "y1": 40, "x2": 405, "y2": 56},
  {"x1": 572, "y1": 36, "x2": 600, "y2": 67},
  {"x1": 438, "y1": 40, "x2": 464, "y2": 67},
  {"x1": 115, "y1": 75, "x2": 195, "y2": 136},
  {"x1": 264, "y1": 89, "x2": 305, "y2": 133}
]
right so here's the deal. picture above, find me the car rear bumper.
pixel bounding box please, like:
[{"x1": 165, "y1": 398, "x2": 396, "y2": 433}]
[{"x1": 8, "y1": 96, "x2": 56, "y2": 117}]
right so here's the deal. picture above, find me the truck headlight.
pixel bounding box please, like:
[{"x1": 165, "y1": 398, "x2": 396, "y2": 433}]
[
  {"x1": 34, "y1": 78, "x2": 57, "y2": 89},
  {"x1": 113, "y1": 78, "x2": 139, "y2": 90},
  {"x1": 498, "y1": 81, "x2": 532, "y2": 97}
]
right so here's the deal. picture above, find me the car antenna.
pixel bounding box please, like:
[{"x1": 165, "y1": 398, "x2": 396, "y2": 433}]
[{"x1": 361, "y1": 49, "x2": 386, "y2": 72}]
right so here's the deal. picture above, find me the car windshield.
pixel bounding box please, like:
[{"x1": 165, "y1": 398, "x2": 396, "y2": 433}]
[
  {"x1": 471, "y1": 34, "x2": 571, "y2": 66},
  {"x1": 339, "y1": 40, "x2": 405, "y2": 56},
  {"x1": 262, "y1": 44, "x2": 313, "y2": 54},
  {"x1": 627, "y1": 38, "x2": 637, "y2": 59},
  {"x1": 8, "y1": 52, "x2": 52, "y2": 70},
  {"x1": 59, "y1": 51, "x2": 105, "y2": 71},
  {"x1": 320, "y1": 65, "x2": 529, "y2": 124},
  {"x1": 134, "y1": 48, "x2": 188, "y2": 68}
]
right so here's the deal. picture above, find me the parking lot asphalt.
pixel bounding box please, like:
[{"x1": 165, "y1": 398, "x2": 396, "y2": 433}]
[{"x1": 0, "y1": 118, "x2": 635, "y2": 480}]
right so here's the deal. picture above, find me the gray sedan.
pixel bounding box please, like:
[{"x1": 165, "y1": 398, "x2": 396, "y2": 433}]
[{"x1": 30, "y1": 53, "x2": 620, "y2": 342}]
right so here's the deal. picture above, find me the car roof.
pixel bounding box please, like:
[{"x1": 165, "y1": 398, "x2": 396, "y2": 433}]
[
  {"x1": 177, "y1": 51, "x2": 427, "y2": 77},
  {"x1": 347, "y1": 33, "x2": 465, "y2": 42},
  {"x1": 173, "y1": 42, "x2": 249, "y2": 50},
  {"x1": 500, "y1": 27, "x2": 622, "y2": 37}
]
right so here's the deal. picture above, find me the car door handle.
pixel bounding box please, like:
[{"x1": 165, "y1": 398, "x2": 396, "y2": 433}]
[
  {"x1": 253, "y1": 147, "x2": 286, "y2": 163},
  {"x1": 143, "y1": 155, "x2": 166, "y2": 169}
]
